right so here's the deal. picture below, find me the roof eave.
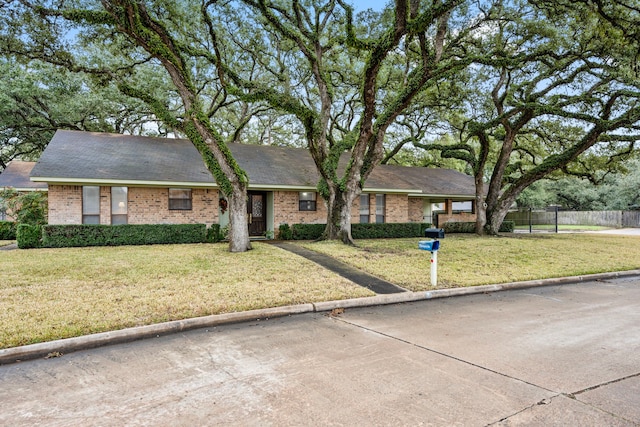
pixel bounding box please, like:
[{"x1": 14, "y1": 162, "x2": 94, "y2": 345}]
[{"x1": 30, "y1": 177, "x2": 218, "y2": 188}]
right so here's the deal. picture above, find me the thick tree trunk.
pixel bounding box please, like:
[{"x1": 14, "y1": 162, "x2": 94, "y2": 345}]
[
  {"x1": 322, "y1": 183, "x2": 356, "y2": 245},
  {"x1": 484, "y1": 198, "x2": 513, "y2": 235},
  {"x1": 227, "y1": 184, "x2": 252, "y2": 252}
]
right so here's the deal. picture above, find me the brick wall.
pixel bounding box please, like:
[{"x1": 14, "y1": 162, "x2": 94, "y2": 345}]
[
  {"x1": 437, "y1": 212, "x2": 477, "y2": 225},
  {"x1": 128, "y1": 187, "x2": 218, "y2": 226},
  {"x1": 48, "y1": 185, "x2": 82, "y2": 224},
  {"x1": 273, "y1": 191, "x2": 326, "y2": 227},
  {"x1": 47, "y1": 185, "x2": 219, "y2": 226},
  {"x1": 385, "y1": 194, "x2": 409, "y2": 223},
  {"x1": 355, "y1": 193, "x2": 409, "y2": 223},
  {"x1": 408, "y1": 197, "x2": 424, "y2": 223}
]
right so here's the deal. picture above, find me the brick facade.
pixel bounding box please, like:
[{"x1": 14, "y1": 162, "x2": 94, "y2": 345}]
[
  {"x1": 47, "y1": 185, "x2": 219, "y2": 226},
  {"x1": 127, "y1": 187, "x2": 218, "y2": 226},
  {"x1": 48, "y1": 185, "x2": 82, "y2": 225},
  {"x1": 408, "y1": 197, "x2": 425, "y2": 223},
  {"x1": 47, "y1": 185, "x2": 475, "y2": 232},
  {"x1": 273, "y1": 191, "x2": 327, "y2": 227}
]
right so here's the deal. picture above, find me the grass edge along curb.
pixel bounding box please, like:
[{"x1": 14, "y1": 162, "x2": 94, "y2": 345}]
[{"x1": 2, "y1": 268, "x2": 638, "y2": 366}]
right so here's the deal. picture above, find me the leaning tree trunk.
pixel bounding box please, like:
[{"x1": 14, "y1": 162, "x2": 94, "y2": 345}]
[{"x1": 227, "y1": 183, "x2": 252, "y2": 252}]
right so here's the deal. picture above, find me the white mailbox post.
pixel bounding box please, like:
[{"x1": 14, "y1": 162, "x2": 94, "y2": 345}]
[{"x1": 418, "y1": 240, "x2": 441, "y2": 287}]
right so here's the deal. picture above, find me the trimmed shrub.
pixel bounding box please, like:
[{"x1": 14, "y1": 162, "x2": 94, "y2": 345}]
[
  {"x1": 442, "y1": 220, "x2": 516, "y2": 233},
  {"x1": 442, "y1": 222, "x2": 476, "y2": 233},
  {"x1": 352, "y1": 222, "x2": 431, "y2": 239},
  {"x1": 289, "y1": 222, "x2": 432, "y2": 240},
  {"x1": 17, "y1": 224, "x2": 42, "y2": 249},
  {"x1": 0, "y1": 221, "x2": 17, "y2": 240},
  {"x1": 206, "y1": 224, "x2": 222, "y2": 243},
  {"x1": 291, "y1": 223, "x2": 325, "y2": 240},
  {"x1": 278, "y1": 223, "x2": 293, "y2": 240},
  {"x1": 500, "y1": 220, "x2": 515, "y2": 233},
  {"x1": 41, "y1": 224, "x2": 208, "y2": 248}
]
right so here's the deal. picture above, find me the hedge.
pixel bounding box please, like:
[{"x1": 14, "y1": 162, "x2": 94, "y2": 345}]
[
  {"x1": 17, "y1": 224, "x2": 42, "y2": 249},
  {"x1": 206, "y1": 224, "x2": 222, "y2": 243},
  {"x1": 352, "y1": 223, "x2": 432, "y2": 239},
  {"x1": 282, "y1": 222, "x2": 433, "y2": 240},
  {"x1": 0, "y1": 221, "x2": 17, "y2": 240},
  {"x1": 442, "y1": 221, "x2": 515, "y2": 234},
  {"x1": 291, "y1": 223, "x2": 325, "y2": 240},
  {"x1": 41, "y1": 224, "x2": 210, "y2": 248}
]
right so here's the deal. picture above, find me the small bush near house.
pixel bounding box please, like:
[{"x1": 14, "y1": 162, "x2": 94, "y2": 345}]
[
  {"x1": 17, "y1": 224, "x2": 42, "y2": 249},
  {"x1": 442, "y1": 221, "x2": 515, "y2": 234},
  {"x1": 41, "y1": 224, "x2": 208, "y2": 248},
  {"x1": 206, "y1": 224, "x2": 222, "y2": 243},
  {"x1": 0, "y1": 189, "x2": 47, "y2": 226},
  {"x1": 291, "y1": 223, "x2": 326, "y2": 240},
  {"x1": 0, "y1": 221, "x2": 17, "y2": 240},
  {"x1": 500, "y1": 220, "x2": 515, "y2": 233},
  {"x1": 278, "y1": 223, "x2": 293, "y2": 240}
]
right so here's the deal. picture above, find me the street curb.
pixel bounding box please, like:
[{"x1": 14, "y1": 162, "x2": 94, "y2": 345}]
[{"x1": 2, "y1": 269, "x2": 639, "y2": 365}]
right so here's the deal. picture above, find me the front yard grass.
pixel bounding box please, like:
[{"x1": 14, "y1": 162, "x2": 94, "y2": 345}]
[
  {"x1": 0, "y1": 240, "x2": 15, "y2": 247},
  {"x1": 0, "y1": 242, "x2": 373, "y2": 349},
  {"x1": 2, "y1": 233, "x2": 639, "y2": 349},
  {"x1": 301, "y1": 233, "x2": 640, "y2": 291}
]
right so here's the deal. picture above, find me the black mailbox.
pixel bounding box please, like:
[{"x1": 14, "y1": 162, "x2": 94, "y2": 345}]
[{"x1": 424, "y1": 228, "x2": 445, "y2": 239}]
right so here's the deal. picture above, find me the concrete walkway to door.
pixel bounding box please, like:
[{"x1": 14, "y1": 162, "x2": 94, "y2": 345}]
[{"x1": 269, "y1": 241, "x2": 407, "y2": 294}]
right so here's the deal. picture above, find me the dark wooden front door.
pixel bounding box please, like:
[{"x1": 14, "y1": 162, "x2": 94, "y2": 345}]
[{"x1": 247, "y1": 191, "x2": 267, "y2": 236}]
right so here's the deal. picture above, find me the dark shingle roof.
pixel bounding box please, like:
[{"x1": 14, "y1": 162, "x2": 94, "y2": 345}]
[
  {"x1": 0, "y1": 161, "x2": 48, "y2": 190},
  {"x1": 31, "y1": 130, "x2": 475, "y2": 197},
  {"x1": 30, "y1": 130, "x2": 215, "y2": 185}
]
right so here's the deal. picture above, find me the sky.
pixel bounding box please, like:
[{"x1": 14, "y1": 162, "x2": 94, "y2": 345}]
[{"x1": 349, "y1": 0, "x2": 390, "y2": 12}]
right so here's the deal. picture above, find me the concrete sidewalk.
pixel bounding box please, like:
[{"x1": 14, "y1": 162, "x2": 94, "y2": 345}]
[{"x1": 1, "y1": 278, "x2": 639, "y2": 426}]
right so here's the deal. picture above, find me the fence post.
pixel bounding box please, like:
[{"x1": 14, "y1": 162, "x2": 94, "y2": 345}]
[{"x1": 529, "y1": 208, "x2": 532, "y2": 234}]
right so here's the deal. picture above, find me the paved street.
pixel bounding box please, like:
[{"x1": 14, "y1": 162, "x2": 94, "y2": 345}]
[{"x1": 1, "y1": 278, "x2": 639, "y2": 426}]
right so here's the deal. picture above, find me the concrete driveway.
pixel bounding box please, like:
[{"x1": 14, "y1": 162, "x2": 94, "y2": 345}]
[{"x1": 1, "y1": 278, "x2": 639, "y2": 426}]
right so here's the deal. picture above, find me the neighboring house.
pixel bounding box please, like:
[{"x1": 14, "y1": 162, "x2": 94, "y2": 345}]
[
  {"x1": 29, "y1": 130, "x2": 477, "y2": 236},
  {"x1": 0, "y1": 161, "x2": 48, "y2": 221}
]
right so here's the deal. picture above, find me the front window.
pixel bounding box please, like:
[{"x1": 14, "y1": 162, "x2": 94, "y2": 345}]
[
  {"x1": 169, "y1": 188, "x2": 192, "y2": 210},
  {"x1": 360, "y1": 194, "x2": 370, "y2": 223},
  {"x1": 376, "y1": 194, "x2": 386, "y2": 223},
  {"x1": 111, "y1": 187, "x2": 128, "y2": 225},
  {"x1": 452, "y1": 201, "x2": 473, "y2": 213},
  {"x1": 299, "y1": 192, "x2": 316, "y2": 211},
  {"x1": 82, "y1": 186, "x2": 100, "y2": 224}
]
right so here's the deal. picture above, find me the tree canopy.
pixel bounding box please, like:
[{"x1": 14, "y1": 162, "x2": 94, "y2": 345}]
[{"x1": 1, "y1": 0, "x2": 639, "y2": 243}]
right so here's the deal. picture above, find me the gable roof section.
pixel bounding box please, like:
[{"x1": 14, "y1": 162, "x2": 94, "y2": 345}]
[
  {"x1": 31, "y1": 130, "x2": 475, "y2": 197},
  {"x1": 0, "y1": 161, "x2": 48, "y2": 191},
  {"x1": 30, "y1": 130, "x2": 215, "y2": 187},
  {"x1": 380, "y1": 164, "x2": 477, "y2": 197}
]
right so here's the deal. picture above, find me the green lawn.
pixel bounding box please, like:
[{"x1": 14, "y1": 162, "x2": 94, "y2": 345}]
[
  {"x1": 514, "y1": 225, "x2": 611, "y2": 231},
  {"x1": 0, "y1": 240, "x2": 15, "y2": 247},
  {"x1": 301, "y1": 233, "x2": 640, "y2": 290},
  {"x1": 0, "y1": 242, "x2": 372, "y2": 349},
  {"x1": 2, "y1": 233, "x2": 639, "y2": 349}
]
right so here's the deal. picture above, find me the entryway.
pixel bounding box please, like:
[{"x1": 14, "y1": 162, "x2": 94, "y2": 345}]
[{"x1": 247, "y1": 191, "x2": 267, "y2": 237}]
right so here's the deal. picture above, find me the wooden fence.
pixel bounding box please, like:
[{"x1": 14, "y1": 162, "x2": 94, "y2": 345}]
[{"x1": 506, "y1": 210, "x2": 640, "y2": 228}]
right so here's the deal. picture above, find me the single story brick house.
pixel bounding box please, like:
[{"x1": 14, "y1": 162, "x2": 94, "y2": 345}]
[
  {"x1": 23, "y1": 130, "x2": 477, "y2": 236},
  {"x1": 0, "y1": 160, "x2": 48, "y2": 221}
]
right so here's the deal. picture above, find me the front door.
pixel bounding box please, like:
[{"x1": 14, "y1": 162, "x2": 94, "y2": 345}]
[{"x1": 247, "y1": 191, "x2": 267, "y2": 236}]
